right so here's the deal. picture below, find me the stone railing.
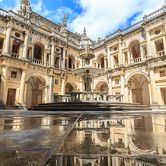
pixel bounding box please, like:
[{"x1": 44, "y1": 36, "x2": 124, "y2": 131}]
[
  {"x1": 54, "y1": 92, "x2": 124, "y2": 103},
  {"x1": 11, "y1": 53, "x2": 19, "y2": 59},
  {"x1": 32, "y1": 58, "x2": 44, "y2": 66},
  {"x1": 156, "y1": 50, "x2": 165, "y2": 57},
  {"x1": 131, "y1": 57, "x2": 142, "y2": 64},
  {"x1": 0, "y1": 8, "x2": 8, "y2": 17}
]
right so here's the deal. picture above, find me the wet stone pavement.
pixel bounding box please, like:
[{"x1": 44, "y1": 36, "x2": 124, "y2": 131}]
[{"x1": 0, "y1": 110, "x2": 166, "y2": 166}]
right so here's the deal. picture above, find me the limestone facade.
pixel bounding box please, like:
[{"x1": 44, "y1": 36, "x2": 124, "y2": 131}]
[{"x1": 0, "y1": 0, "x2": 166, "y2": 108}]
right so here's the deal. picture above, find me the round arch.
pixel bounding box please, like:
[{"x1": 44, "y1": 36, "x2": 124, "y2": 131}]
[
  {"x1": 97, "y1": 54, "x2": 105, "y2": 69},
  {"x1": 125, "y1": 71, "x2": 150, "y2": 85},
  {"x1": 65, "y1": 82, "x2": 77, "y2": 94},
  {"x1": 129, "y1": 40, "x2": 141, "y2": 59},
  {"x1": 95, "y1": 81, "x2": 109, "y2": 93},
  {"x1": 25, "y1": 74, "x2": 47, "y2": 108},
  {"x1": 126, "y1": 73, "x2": 150, "y2": 105},
  {"x1": 33, "y1": 42, "x2": 44, "y2": 60}
]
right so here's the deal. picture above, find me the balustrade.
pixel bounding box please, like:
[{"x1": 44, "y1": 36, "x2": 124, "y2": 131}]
[
  {"x1": 131, "y1": 57, "x2": 142, "y2": 63},
  {"x1": 54, "y1": 92, "x2": 124, "y2": 103},
  {"x1": 156, "y1": 50, "x2": 165, "y2": 57},
  {"x1": 11, "y1": 53, "x2": 19, "y2": 59},
  {"x1": 32, "y1": 58, "x2": 44, "y2": 66}
]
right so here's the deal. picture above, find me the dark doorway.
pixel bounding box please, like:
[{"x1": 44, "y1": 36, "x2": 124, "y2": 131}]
[{"x1": 7, "y1": 89, "x2": 16, "y2": 105}]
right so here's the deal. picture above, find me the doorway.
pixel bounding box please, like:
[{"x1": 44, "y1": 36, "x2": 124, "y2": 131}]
[{"x1": 7, "y1": 88, "x2": 16, "y2": 105}]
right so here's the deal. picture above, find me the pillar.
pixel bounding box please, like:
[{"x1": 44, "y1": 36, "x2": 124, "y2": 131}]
[
  {"x1": 146, "y1": 30, "x2": 152, "y2": 58},
  {"x1": 140, "y1": 45, "x2": 144, "y2": 60},
  {"x1": 3, "y1": 24, "x2": 12, "y2": 55},
  {"x1": 104, "y1": 57, "x2": 107, "y2": 70},
  {"x1": 108, "y1": 77, "x2": 113, "y2": 95},
  {"x1": 162, "y1": 37, "x2": 166, "y2": 54},
  {"x1": 149, "y1": 69, "x2": 158, "y2": 105},
  {"x1": 50, "y1": 42, "x2": 55, "y2": 67},
  {"x1": 1, "y1": 66, "x2": 8, "y2": 104},
  {"x1": 61, "y1": 78, "x2": 66, "y2": 95},
  {"x1": 49, "y1": 75, "x2": 54, "y2": 103},
  {"x1": 19, "y1": 69, "x2": 27, "y2": 104},
  {"x1": 22, "y1": 31, "x2": 29, "y2": 60},
  {"x1": 44, "y1": 51, "x2": 48, "y2": 66},
  {"x1": 121, "y1": 74, "x2": 125, "y2": 101},
  {"x1": 118, "y1": 39, "x2": 123, "y2": 66},
  {"x1": 62, "y1": 47, "x2": 67, "y2": 69},
  {"x1": 107, "y1": 47, "x2": 111, "y2": 69}
]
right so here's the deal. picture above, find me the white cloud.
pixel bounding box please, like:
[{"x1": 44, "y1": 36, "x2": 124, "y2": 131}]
[{"x1": 69, "y1": 0, "x2": 164, "y2": 39}]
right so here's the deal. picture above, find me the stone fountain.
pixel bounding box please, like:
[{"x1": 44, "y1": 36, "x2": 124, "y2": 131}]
[{"x1": 73, "y1": 44, "x2": 105, "y2": 92}]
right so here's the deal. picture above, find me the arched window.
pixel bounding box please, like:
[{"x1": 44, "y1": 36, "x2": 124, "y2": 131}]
[
  {"x1": 129, "y1": 40, "x2": 141, "y2": 59},
  {"x1": 34, "y1": 44, "x2": 43, "y2": 60},
  {"x1": 101, "y1": 57, "x2": 105, "y2": 68},
  {"x1": 0, "y1": 38, "x2": 4, "y2": 52},
  {"x1": 68, "y1": 57, "x2": 72, "y2": 69}
]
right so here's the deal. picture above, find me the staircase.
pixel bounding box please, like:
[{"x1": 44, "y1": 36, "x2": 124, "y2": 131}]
[{"x1": 30, "y1": 102, "x2": 151, "y2": 112}]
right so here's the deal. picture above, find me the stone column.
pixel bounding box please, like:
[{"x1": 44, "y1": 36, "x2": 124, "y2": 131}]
[
  {"x1": 140, "y1": 45, "x2": 144, "y2": 60},
  {"x1": 121, "y1": 74, "x2": 125, "y2": 101},
  {"x1": 49, "y1": 75, "x2": 54, "y2": 103},
  {"x1": 3, "y1": 24, "x2": 12, "y2": 55},
  {"x1": 1, "y1": 66, "x2": 8, "y2": 105},
  {"x1": 22, "y1": 31, "x2": 29, "y2": 60},
  {"x1": 146, "y1": 30, "x2": 152, "y2": 58},
  {"x1": 162, "y1": 37, "x2": 166, "y2": 54},
  {"x1": 19, "y1": 69, "x2": 27, "y2": 105},
  {"x1": 149, "y1": 69, "x2": 158, "y2": 105},
  {"x1": 110, "y1": 54, "x2": 114, "y2": 69},
  {"x1": 104, "y1": 57, "x2": 107, "y2": 70},
  {"x1": 62, "y1": 47, "x2": 67, "y2": 69},
  {"x1": 107, "y1": 47, "x2": 111, "y2": 69},
  {"x1": 61, "y1": 77, "x2": 66, "y2": 95},
  {"x1": 44, "y1": 50, "x2": 48, "y2": 66},
  {"x1": 50, "y1": 42, "x2": 55, "y2": 67},
  {"x1": 108, "y1": 77, "x2": 113, "y2": 95},
  {"x1": 118, "y1": 40, "x2": 123, "y2": 66}
]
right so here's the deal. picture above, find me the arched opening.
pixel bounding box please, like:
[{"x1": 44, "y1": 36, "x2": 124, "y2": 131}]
[
  {"x1": 67, "y1": 55, "x2": 75, "y2": 69},
  {"x1": 95, "y1": 82, "x2": 109, "y2": 94},
  {"x1": 129, "y1": 40, "x2": 141, "y2": 59},
  {"x1": 0, "y1": 38, "x2": 4, "y2": 54},
  {"x1": 68, "y1": 57, "x2": 72, "y2": 69},
  {"x1": 98, "y1": 55, "x2": 105, "y2": 69},
  {"x1": 25, "y1": 76, "x2": 46, "y2": 108},
  {"x1": 65, "y1": 82, "x2": 76, "y2": 94},
  {"x1": 34, "y1": 44, "x2": 43, "y2": 60},
  {"x1": 55, "y1": 57, "x2": 60, "y2": 68},
  {"x1": 128, "y1": 74, "x2": 150, "y2": 105},
  {"x1": 12, "y1": 41, "x2": 20, "y2": 58}
]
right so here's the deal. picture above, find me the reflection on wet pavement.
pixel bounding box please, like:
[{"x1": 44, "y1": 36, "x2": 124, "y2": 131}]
[{"x1": 0, "y1": 111, "x2": 166, "y2": 165}]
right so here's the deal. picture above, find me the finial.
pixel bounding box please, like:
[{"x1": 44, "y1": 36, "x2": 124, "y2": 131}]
[
  {"x1": 83, "y1": 27, "x2": 87, "y2": 36},
  {"x1": 63, "y1": 14, "x2": 67, "y2": 27}
]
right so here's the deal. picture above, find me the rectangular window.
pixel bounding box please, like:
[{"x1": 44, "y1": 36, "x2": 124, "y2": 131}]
[
  {"x1": 55, "y1": 79, "x2": 59, "y2": 85},
  {"x1": 115, "y1": 79, "x2": 120, "y2": 85},
  {"x1": 0, "y1": 38, "x2": 4, "y2": 50},
  {"x1": 160, "y1": 70, "x2": 166, "y2": 77},
  {"x1": 11, "y1": 71, "x2": 17, "y2": 79}
]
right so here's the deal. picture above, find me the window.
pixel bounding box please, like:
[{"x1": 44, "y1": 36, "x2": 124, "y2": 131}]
[
  {"x1": 55, "y1": 79, "x2": 59, "y2": 85},
  {"x1": 160, "y1": 70, "x2": 166, "y2": 77},
  {"x1": 11, "y1": 71, "x2": 17, "y2": 79},
  {"x1": 115, "y1": 78, "x2": 120, "y2": 85},
  {"x1": 0, "y1": 38, "x2": 4, "y2": 50}
]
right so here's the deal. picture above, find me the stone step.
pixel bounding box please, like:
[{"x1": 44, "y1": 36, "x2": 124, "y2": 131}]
[{"x1": 30, "y1": 101, "x2": 150, "y2": 112}]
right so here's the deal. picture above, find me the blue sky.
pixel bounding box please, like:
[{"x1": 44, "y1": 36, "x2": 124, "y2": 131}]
[{"x1": 0, "y1": 0, "x2": 164, "y2": 39}]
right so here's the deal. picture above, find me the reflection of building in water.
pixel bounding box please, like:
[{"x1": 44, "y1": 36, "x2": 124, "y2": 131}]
[
  {"x1": 0, "y1": 0, "x2": 166, "y2": 108},
  {"x1": 152, "y1": 115, "x2": 166, "y2": 158},
  {"x1": 52, "y1": 116, "x2": 166, "y2": 165}
]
